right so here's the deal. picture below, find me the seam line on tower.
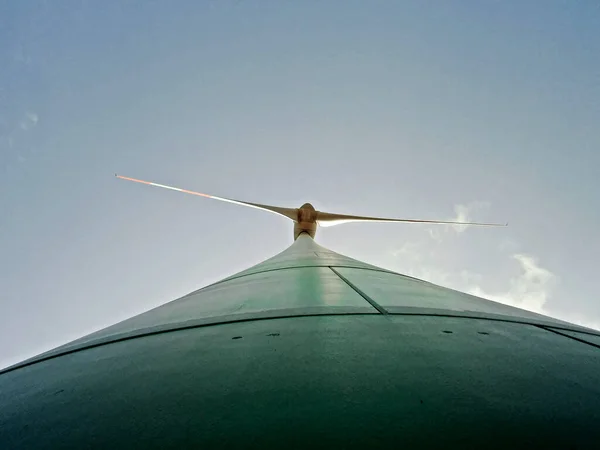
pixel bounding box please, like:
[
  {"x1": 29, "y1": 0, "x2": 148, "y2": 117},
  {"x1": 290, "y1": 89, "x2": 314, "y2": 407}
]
[
  {"x1": 536, "y1": 325, "x2": 600, "y2": 350},
  {"x1": 329, "y1": 266, "x2": 390, "y2": 315},
  {"x1": 180, "y1": 265, "x2": 407, "y2": 299}
]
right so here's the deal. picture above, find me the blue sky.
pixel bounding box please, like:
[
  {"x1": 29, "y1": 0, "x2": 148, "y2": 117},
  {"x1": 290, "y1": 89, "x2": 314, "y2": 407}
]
[{"x1": 1, "y1": 1, "x2": 599, "y2": 369}]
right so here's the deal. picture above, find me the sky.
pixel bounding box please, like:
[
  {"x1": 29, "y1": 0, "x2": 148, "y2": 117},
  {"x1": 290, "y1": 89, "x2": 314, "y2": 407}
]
[{"x1": 1, "y1": 0, "x2": 599, "y2": 369}]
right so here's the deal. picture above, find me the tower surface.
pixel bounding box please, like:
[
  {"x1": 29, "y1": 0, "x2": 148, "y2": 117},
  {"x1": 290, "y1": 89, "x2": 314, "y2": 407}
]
[{"x1": 2, "y1": 234, "x2": 600, "y2": 448}]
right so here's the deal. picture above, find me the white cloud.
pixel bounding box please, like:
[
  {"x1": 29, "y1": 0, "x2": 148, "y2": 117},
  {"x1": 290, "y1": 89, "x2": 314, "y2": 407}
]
[
  {"x1": 424, "y1": 201, "x2": 492, "y2": 240},
  {"x1": 450, "y1": 201, "x2": 491, "y2": 233},
  {"x1": 19, "y1": 112, "x2": 39, "y2": 131},
  {"x1": 26, "y1": 112, "x2": 39, "y2": 126},
  {"x1": 392, "y1": 248, "x2": 556, "y2": 316},
  {"x1": 388, "y1": 205, "x2": 599, "y2": 331},
  {"x1": 389, "y1": 201, "x2": 555, "y2": 316},
  {"x1": 451, "y1": 204, "x2": 472, "y2": 233},
  {"x1": 466, "y1": 253, "x2": 556, "y2": 314}
]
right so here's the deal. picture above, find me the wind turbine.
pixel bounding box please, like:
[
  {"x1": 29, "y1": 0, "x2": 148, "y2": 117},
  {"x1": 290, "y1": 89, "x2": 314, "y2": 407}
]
[
  {"x1": 1, "y1": 175, "x2": 598, "y2": 449},
  {"x1": 114, "y1": 174, "x2": 508, "y2": 240}
]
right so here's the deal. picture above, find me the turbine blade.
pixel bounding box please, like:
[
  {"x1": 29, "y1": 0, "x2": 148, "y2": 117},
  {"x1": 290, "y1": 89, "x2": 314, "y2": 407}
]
[
  {"x1": 316, "y1": 211, "x2": 507, "y2": 228},
  {"x1": 116, "y1": 175, "x2": 298, "y2": 220}
]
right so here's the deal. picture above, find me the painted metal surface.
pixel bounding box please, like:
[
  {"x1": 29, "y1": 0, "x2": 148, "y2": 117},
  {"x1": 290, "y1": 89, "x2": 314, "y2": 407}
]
[
  {"x1": 2, "y1": 316, "x2": 600, "y2": 448},
  {"x1": 2, "y1": 234, "x2": 600, "y2": 447},
  {"x1": 545, "y1": 327, "x2": 600, "y2": 348},
  {"x1": 218, "y1": 233, "x2": 388, "y2": 280},
  {"x1": 334, "y1": 267, "x2": 571, "y2": 322},
  {"x1": 64, "y1": 266, "x2": 377, "y2": 348}
]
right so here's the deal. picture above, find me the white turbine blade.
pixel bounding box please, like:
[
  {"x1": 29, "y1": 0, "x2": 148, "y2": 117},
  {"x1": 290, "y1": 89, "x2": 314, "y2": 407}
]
[
  {"x1": 316, "y1": 211, "x2": 507, "y2": 228},
  {"x1": 116, "y1": 175, "x2": 298, "y2": 220}
]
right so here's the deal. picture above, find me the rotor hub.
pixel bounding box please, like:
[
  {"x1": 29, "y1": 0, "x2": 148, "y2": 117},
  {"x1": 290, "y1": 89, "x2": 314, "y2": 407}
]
[{"x1": 294, "y1": 203, "x2": 318, "y2": 240}]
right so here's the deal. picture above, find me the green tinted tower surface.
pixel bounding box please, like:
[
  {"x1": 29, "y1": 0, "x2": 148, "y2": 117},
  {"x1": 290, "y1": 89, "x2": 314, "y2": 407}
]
[{"x1": 2, "y1": 234, "x2": 600, "y2": 448}]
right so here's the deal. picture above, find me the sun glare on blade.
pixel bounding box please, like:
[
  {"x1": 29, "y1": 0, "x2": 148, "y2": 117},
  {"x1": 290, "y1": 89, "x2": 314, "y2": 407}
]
[{"x1": 115, "y1": 174, "x2": 298, "y2": 221}]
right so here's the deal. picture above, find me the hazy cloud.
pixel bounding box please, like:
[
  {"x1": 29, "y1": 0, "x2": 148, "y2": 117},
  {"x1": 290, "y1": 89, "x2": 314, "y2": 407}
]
[
  {"x1": 422, "y1": 201, "x2": 492, "y2": 241},
  {"x1": 390, "y1": 241, "x2": 422, "y2": 259},
  {"x1": 389, "y1": 242, "x2": 452, "y2": 286},
  {"x1": 19, "y1": 112, "x2": 39, "y2": 131},
  {"x1": 450, "y1": 201, "x2": 491, "y2": 233},
  {"x1": 498, "y1": 238, "x2": 520, "y2": 253},
  {"x1": 390, "y1": 203, "x2": 558, "y2": 317},
  {"x1": 427, "y1": 227, "x2": 443, "y2": 242},
  {"x1": 389, "y1": 226, "x2": 600, "y2": 332},
  {"x1": 391, "y1": 245, "x2": 557, "y2": 316},
  {"x1": 451, "y1": 204, "x2": 472, "y2": 233},
  {"x1": 1, "y1": 113, "x2": 38, "y2": 166},
  {"x1": 466, "y1": 253, "x2": 556, "y2": 314},
  {"x1": 26, "y1": 112, "x2": 39, "y2": 125}
]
